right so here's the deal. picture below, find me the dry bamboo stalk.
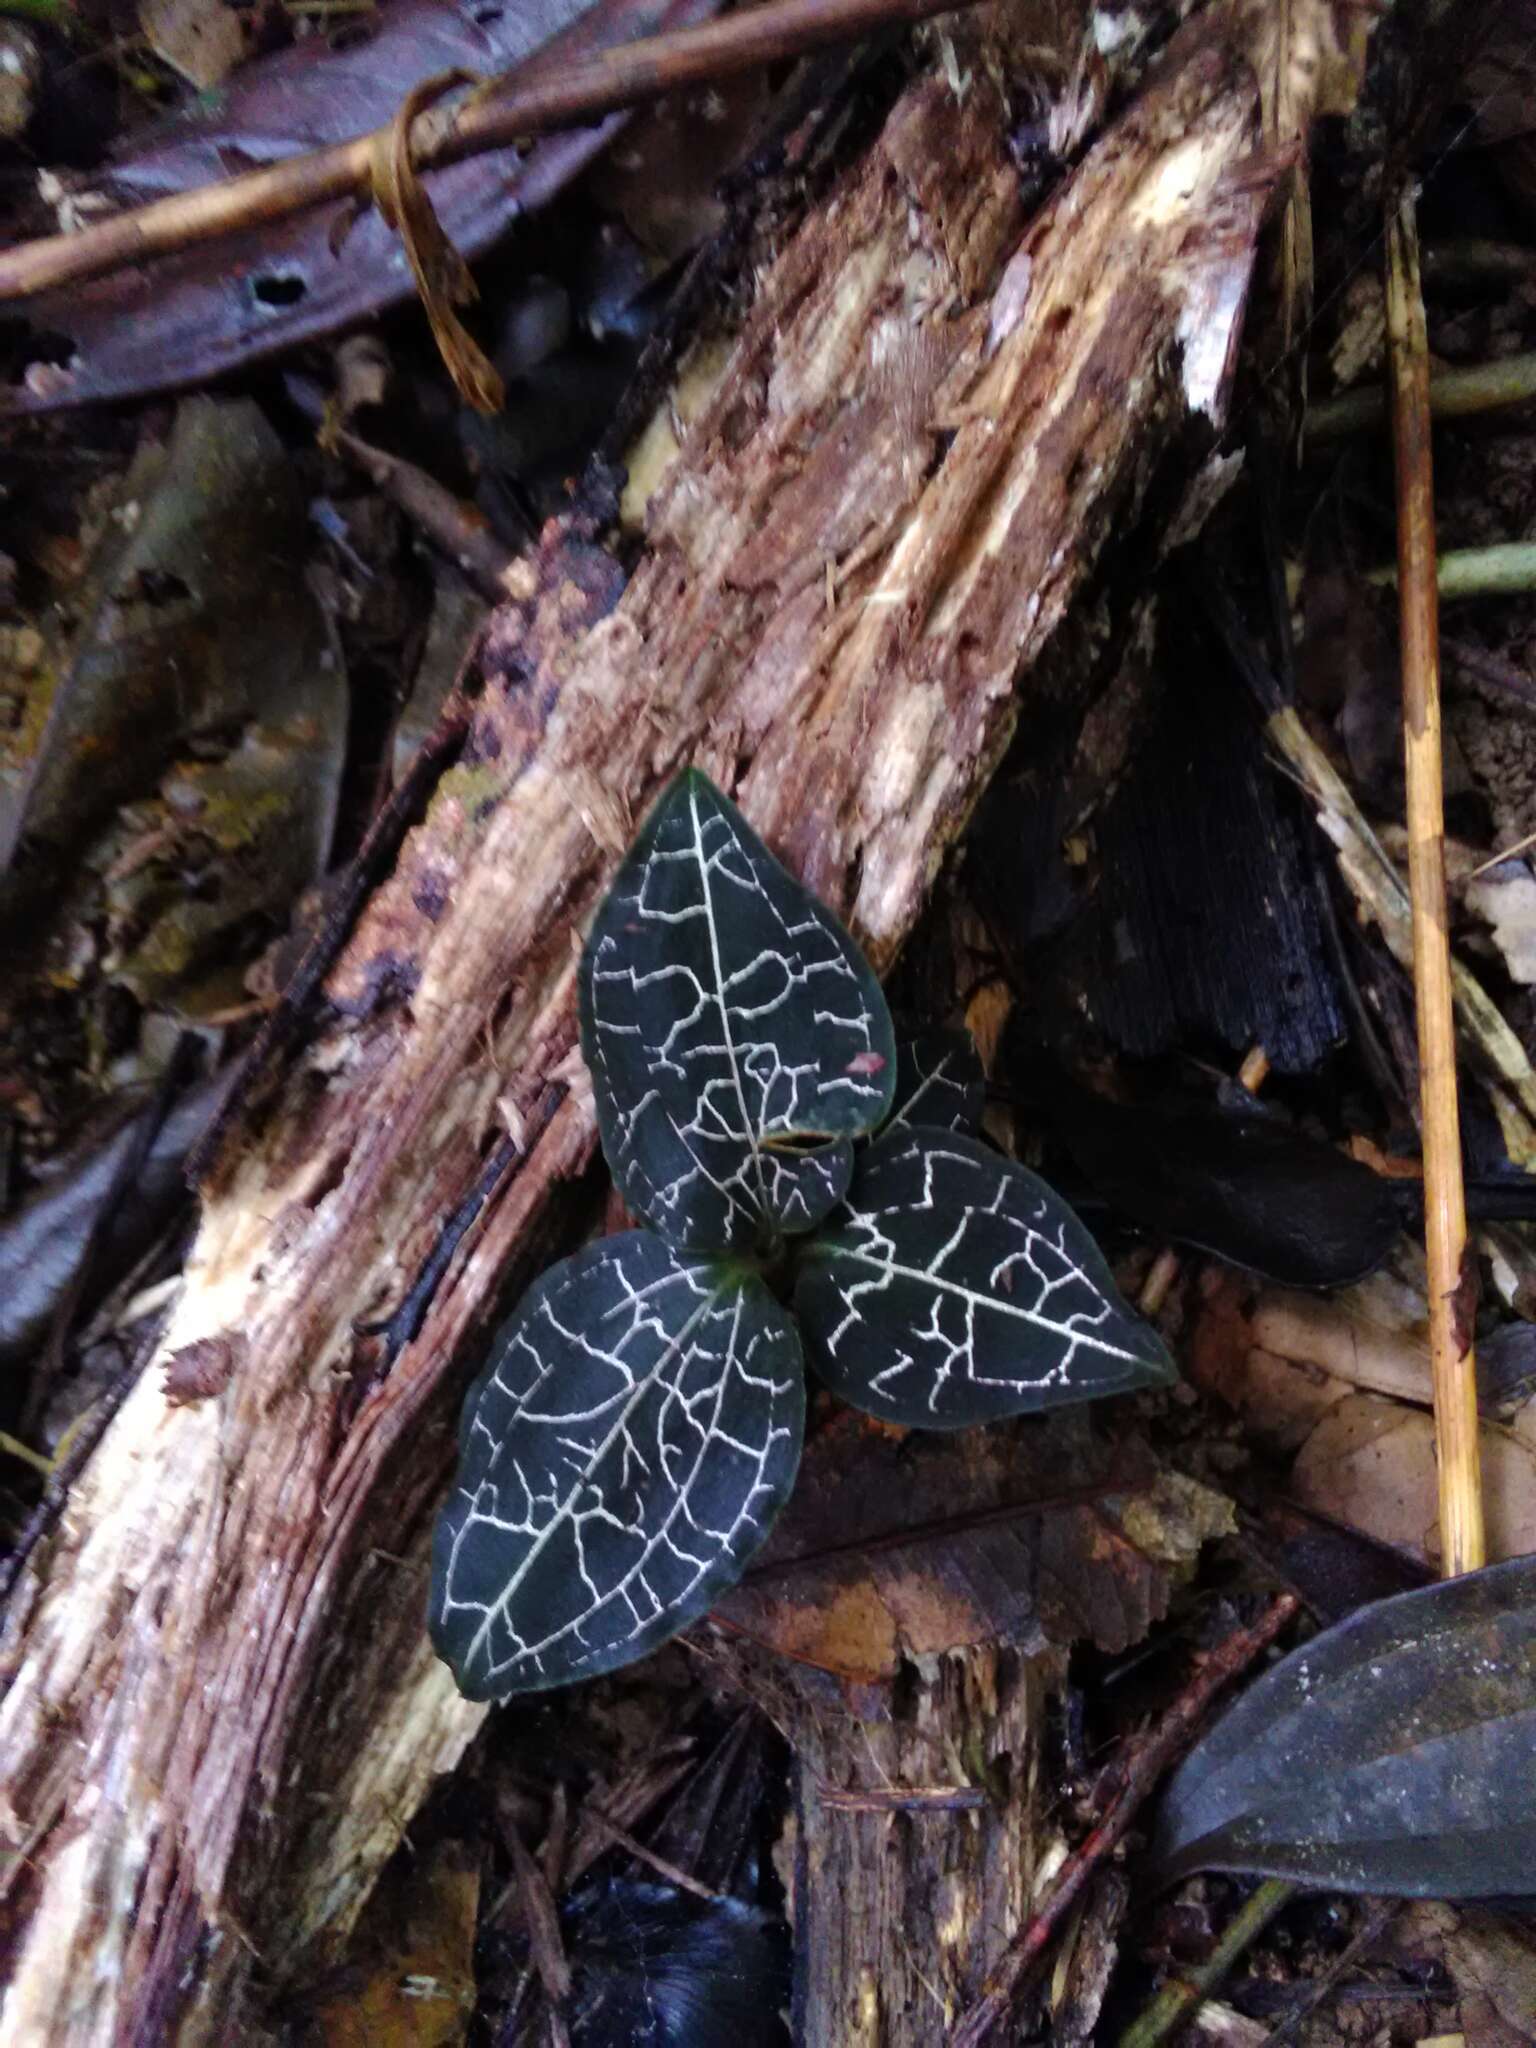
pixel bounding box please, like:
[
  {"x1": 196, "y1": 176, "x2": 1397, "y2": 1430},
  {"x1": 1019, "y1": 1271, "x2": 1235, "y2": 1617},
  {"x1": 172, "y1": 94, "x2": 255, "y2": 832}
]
[
  {"x1": 0, "y1": 0, "x2": 972, "y2": 304},
  {"x1": 1384, "y1": 183, "x2": 1485, "y2": 1578}
]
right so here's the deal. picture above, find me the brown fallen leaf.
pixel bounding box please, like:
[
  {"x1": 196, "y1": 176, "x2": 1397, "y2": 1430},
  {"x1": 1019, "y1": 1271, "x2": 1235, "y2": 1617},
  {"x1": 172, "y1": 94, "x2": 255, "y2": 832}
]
[
  {"x1": 710, "y1": 1413, "x2": 1232, "y2": 1684},
  {"x1": 369, "y1": 73, "x2": 505, "y2": 414},
  {"x1": 139, "y1": 0, "x2": 246, "y2": 92},
  {"x1": 1290, "y1": 1393, "x2": 1536, "y2": 1571}
]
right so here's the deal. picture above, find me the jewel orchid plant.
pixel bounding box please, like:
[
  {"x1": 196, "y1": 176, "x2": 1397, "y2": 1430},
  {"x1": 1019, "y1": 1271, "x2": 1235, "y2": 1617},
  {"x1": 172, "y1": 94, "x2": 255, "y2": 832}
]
[{"x1": 429, "y1": 770, "x2": 1175, "y2": 1700}]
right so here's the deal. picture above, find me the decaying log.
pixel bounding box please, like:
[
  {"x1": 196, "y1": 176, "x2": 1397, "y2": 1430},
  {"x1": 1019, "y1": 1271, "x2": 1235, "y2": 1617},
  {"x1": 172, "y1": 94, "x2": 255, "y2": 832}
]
[
  {"x1": 724, "y1": 1638, "x2": 1060, "y2": 2046},
  {"x1": 0, "y1": 14, "x2": 1293, "y2": 2040}
]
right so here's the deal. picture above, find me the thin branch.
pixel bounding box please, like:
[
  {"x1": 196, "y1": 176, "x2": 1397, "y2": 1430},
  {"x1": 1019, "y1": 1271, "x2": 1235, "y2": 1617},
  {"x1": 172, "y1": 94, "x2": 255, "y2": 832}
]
[
  {"x1": 1385, "y1": 180, "x2": 1486, "y2": 1579},
  {"x1": 582, "y1": 1805, "x2": 732, "y2": 1904},
  {"x1": 1263, "y1": 1897, "x2": 1399, "y2": 2046},
  {"x1": 0, "y1": 0, "x2": 975, "y2": 304},
  {"x1": 945, "y1": 1593, "x2": 1301, "y2": 2048}
]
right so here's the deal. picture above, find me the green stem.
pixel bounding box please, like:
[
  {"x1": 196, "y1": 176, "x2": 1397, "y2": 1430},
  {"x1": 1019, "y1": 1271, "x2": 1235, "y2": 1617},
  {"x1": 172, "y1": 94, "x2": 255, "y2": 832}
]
[
  {"x1": 1310, "y1": 349, "x2": 1536, "y2": 440},
  {"x1": 1367, "y1": 541, "x2": 1536, "y2": 601},
  {"x1": 1116, "y1": 1878, "x2": 1294, "y2": 2048}
]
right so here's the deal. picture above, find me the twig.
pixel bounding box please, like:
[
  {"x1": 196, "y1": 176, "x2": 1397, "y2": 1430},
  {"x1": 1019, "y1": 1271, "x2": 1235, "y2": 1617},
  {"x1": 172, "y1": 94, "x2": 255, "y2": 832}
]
[
  {"x1": 1423, "y1": 239, "x2": 1536, "y2": 287},
  {"x1": 945, "y1": 1593, "x2": 1300, "y2": 2048},
  {"x1": 1385, "y1": 180, "x2": 1486, "y2": 1578},
  {"x1": 0, "y1": 1316, "x2": 166, "y2": 1606},
  {"x1": 1309, "y1": 347, "x2": 1536, "y2": 440},
  {"x1": 288, "y1": 375, "x2": 516, "y2": 598},
  {"x1": 817, "y1": 1783, "x2": 990, "y2": 1812},
  {"x1": 1470, "y1": 828, "x2": 1536, "y2": 879},
  {"x1": 0, "y1": 0, "x2": 975, "y2": 304},
  {"x1": 1264, "y1": 707, "x2": 1536, "y2": 1141},
  {"x1": 582, "y1": 1804, "x2": 731, "y2": 1904},
  {"x1": 1444, "y1": 636, "x2": 1536, "y2": 713},
  {"x1": 1115, "y1": 1876, "x2": 1292, "y2": 2048},
  {"x1": 508, "y1": 1824, "x2": 572, "y2": 2004}
]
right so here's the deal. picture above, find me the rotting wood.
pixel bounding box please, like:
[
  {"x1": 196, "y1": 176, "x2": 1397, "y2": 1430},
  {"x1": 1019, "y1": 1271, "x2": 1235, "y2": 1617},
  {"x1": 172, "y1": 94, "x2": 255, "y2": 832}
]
[
  {"x1": 0, "y1": 18, "x2": 1295, "y2": 2042},
  {"x1": 726, "y1": 1638, "x2": 1059, "y2": 2045}
]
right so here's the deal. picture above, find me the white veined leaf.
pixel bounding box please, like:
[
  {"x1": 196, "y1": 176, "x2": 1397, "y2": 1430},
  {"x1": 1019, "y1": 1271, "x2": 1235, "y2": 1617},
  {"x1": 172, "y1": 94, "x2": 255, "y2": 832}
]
[
  {"x1": 580, "y1": 769, "x2": 895, "y2": 1254},
  {"x1": 431, "y1": 1230, "x2": 804, "y2": 1700},
  {"x1": 794, "y1": 1129, "x2": 1177, "y2": 1427}
]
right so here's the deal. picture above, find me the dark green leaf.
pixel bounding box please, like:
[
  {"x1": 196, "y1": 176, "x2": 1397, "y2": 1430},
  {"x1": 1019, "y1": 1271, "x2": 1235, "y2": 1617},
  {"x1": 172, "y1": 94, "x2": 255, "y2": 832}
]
[
  {"x1": 1151, "y1": 1554, "x2": 1536, "y2": 1895},
  {"x1": 887, "y1": 1029, "x2": 985, "y2": 1136},
  {"x1": 431, "y1": 1230, "x2": 804, "y2": 1700},
  {"x1": 580, "y1": 769, "x2": 894, "y2": 1253},
  {"x1": 795, "y1": 1130, "x2": 1176, "y2": 1427}
]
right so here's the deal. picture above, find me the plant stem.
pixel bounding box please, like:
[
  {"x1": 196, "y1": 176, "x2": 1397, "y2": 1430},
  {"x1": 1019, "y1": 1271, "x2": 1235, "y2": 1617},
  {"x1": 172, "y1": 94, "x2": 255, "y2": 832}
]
[
  {"x1": 0, "y1": 0, "x2": 976, "y2": 304},
  {"x1": 1310, "y1": 347, "x2": 1536, "y2": 439},
  {"x1": 1368, "y1": 540, "x2": 1536, "y2": 600},
  {"x1": 1115, "y1": 1877, "x2": 1292, "y2": 2048},
  {"x1": 1385, "y1": 178, "x2": 1486, "y2": 1579}
]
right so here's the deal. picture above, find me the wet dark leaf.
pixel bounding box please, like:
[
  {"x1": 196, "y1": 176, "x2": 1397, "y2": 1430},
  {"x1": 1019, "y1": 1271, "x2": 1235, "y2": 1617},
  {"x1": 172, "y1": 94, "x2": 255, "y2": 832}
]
[
  {"x1": 795, "y1": 1129, "x2": 1176, "y2": 1427},
  {"x1": 3, "y1": 0, "x2": 719, "y2": 413},
  {"x1": 2, "y1": 397, "x2": 332, "y2": 871},
  {"x1": 1044, "y1": 1075, "x2": 1402, "y2": 1288},
  {"x1": 580, "y1": 770, "x2": 894, "y2": 1255},
  {"x1": 430, "y1": 1230, "x2": 804, "y2": 1700},
  {"x1": 1152, "y1": 1553, "x2": 1536, "y2": 1894},
  {"x1": 1, "y1": 398, "x2": 347, "y2": 1010}
]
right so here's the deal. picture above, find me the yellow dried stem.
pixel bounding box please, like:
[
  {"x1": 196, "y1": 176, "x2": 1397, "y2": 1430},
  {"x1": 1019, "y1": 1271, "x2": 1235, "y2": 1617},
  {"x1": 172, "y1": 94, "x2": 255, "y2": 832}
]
[{"x1": 1384, "y1": 183, "x2": 1486, "y2": 1578}]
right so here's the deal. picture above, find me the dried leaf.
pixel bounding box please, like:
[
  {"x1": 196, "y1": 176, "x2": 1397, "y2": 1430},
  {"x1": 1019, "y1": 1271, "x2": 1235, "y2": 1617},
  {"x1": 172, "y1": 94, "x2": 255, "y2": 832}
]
[
  {"x1": 1152, "y1": 1554, "x2": 1536, "y2": 1895},
  {"x1": 139, "y1": 0, "x2": 245, "y2": 92},
  {"x1": 312, "y1": 1838, "x2": 480, "y2": 2048},
  {"x1": 369, "y1": 73, "x2": 504, "y2": 414},
  {"x1": 0, "y1": 396, "x2": 345, "y2": 970},
  {"x1": 714, "y1": 1418, "x2": 1231, "y2": 1680},
  {"x1": 0, "y1": 1066, "x2": 230, "y2": 1372},
  {"x1": 1291, "y1": 1392, "x2": 1536, "y2": 1571}
]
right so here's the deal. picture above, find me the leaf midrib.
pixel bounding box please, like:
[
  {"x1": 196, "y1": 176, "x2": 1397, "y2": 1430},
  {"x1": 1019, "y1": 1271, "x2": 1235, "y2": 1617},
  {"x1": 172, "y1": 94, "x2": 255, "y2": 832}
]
[
  {"x1": 690, "y1": 783, "x2": 769, "y2": 1217},
  {"x1": 817, "y1": 1243, "x2": 1153, "y2": 1366}
]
